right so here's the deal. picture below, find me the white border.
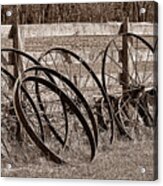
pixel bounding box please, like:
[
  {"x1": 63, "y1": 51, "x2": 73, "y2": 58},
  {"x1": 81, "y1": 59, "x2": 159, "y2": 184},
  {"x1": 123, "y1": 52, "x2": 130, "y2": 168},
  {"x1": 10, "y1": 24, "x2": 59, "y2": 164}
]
[{"x1": 1, "y1": 0, "x2": 162, "y2": 185}]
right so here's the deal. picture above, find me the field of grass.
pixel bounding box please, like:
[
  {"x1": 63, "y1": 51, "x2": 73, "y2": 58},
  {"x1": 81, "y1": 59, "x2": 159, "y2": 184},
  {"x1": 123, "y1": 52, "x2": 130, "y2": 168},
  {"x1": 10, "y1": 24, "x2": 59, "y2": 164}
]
[{"x1": 1, "y1": 126, "x2": 157, "y2": 181}]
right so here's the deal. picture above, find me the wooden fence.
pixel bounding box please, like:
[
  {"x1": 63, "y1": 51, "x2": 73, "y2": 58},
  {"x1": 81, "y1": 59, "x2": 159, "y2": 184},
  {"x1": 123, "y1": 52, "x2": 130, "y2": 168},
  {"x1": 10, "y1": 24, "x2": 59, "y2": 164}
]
[{"x1": 1, "y1": 21, "x2": 157, "y2": 93}]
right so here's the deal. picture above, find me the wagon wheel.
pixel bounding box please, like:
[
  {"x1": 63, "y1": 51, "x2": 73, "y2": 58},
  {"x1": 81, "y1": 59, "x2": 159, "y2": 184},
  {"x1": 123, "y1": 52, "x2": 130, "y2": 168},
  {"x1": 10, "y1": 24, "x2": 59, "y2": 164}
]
[
  {"x1": 38, "y1": 48, "x2": 115, "y2": 144},
  {"x1": 15, "y1": 75, "x2": 69, "y2": 161},
  {"x1": 26, "y1": 65, "x2": 99, "y2": 155},
  {"x1": 14, "y1": 74, "x2": 96, "y2": 164},
  {"x1": 38, "y1": 49, "x2": 98, "y2": 147},
  {"x1": 101, "y1": 33, "x2": 157, "y2": 139}
]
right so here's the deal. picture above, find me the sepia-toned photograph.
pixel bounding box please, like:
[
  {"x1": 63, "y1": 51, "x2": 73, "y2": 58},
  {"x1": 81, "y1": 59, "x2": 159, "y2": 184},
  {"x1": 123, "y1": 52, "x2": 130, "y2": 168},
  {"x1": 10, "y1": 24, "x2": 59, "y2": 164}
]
[{"x1": 1, "y1": 1, "x2": 158, "y2": 180}]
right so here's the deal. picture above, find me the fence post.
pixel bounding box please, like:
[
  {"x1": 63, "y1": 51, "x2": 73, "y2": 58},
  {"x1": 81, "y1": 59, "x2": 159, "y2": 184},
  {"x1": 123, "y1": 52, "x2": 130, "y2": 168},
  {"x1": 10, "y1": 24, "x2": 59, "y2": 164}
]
[
  {"x1": 120, "y1": 16, "x2": 129, "y2": 95},
  {"x1": 9, "y1": 6, "x2": 24, "y2": 84}
]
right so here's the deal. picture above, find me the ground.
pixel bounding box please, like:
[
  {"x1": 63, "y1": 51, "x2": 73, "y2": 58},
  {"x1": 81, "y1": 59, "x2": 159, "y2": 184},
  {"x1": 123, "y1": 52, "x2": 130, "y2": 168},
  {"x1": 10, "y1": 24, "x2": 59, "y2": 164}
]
[{"x1": 1, "y1": 130, "x2": 157, "y2": 180}]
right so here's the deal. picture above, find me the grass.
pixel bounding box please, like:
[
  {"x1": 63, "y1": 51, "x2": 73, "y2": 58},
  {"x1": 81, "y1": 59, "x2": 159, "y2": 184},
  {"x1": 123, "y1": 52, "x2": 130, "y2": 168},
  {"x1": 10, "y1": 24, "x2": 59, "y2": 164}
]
[{"x1": 1, "y1": 128, "x2": 157, "y2": 180}]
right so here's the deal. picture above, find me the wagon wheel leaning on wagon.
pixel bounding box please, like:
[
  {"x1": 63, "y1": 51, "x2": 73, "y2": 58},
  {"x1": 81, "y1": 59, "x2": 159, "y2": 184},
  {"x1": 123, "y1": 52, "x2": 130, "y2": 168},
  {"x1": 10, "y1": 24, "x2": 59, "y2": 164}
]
[{"x1": 101, "y1": 33, "x2": 157, "y2": 140}]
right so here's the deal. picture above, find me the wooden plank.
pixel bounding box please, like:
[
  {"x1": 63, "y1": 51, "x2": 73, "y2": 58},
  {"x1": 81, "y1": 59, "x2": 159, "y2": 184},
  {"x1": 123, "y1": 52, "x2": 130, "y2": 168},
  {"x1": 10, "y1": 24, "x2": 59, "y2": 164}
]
[{"x1": 1, "y1": 23, "x2": 157, "y2": 38}]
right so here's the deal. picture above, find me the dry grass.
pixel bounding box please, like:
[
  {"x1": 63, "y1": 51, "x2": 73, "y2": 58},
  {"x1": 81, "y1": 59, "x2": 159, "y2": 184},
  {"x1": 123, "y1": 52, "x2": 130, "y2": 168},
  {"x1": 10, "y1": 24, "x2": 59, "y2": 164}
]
[{"x1": 1, "y1": 128, "x2": 157, "y2": 180}]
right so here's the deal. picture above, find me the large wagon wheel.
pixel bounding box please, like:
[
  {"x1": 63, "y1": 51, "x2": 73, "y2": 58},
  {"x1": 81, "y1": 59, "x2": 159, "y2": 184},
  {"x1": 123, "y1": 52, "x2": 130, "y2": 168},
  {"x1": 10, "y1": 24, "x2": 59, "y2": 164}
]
[
  {"x1": 13, "y1": 73, "x2": 96, "y2": 164},
  {"x1": 101, "y1": 33, "x2": 157, "y2": 139},
  {"x1": 38, "y1": 48, "x2": 98, "y2": 148},
  {"x1": 38, "y1": 48, "x2": 115, "y2": 144}
]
